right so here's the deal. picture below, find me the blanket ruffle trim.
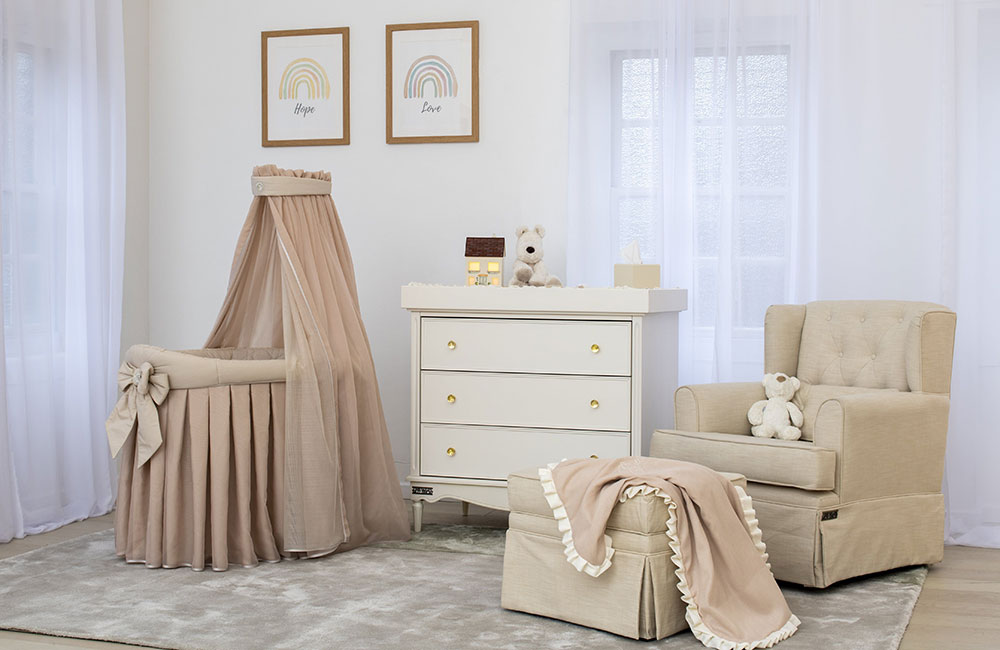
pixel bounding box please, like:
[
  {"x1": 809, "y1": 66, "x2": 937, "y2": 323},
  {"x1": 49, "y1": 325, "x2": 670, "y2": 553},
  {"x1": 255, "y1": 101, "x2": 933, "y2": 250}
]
[{"x1": 537, "y1": 463, "x2": 800, "y2": 650}]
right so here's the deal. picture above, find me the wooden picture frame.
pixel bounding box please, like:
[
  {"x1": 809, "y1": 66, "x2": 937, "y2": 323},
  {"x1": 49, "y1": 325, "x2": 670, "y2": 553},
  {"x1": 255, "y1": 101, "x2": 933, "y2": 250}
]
[
  {"x1": 386, "y1": 20, "x2": 479, "y2": 144},
  {"x1": 262, "y1": 27, "x2": 350, "y2": 147}
]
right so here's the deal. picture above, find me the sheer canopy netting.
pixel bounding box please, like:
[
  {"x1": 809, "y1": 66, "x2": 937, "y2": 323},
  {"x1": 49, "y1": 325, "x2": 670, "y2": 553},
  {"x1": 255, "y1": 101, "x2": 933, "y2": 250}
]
[{"x1": 205, "y1": 165, "x2": 409, "y2": 555}]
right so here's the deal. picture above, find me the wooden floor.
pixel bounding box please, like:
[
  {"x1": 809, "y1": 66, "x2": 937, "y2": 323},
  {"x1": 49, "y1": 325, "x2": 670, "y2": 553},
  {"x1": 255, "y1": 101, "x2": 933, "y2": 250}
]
[{"x1": 0, "y1": 504, "x2": 997, "y2": 650}]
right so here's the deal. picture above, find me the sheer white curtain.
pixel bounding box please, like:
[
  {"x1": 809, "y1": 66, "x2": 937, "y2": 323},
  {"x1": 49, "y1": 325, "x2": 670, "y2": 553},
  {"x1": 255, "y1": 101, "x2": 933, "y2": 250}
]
[
  {"x1": 944, "y1": 0, "x2": 1000, "y2": 547},
  {"x1": 568, "y1": 0, "x2": 817, "y2": 385},
  {"x1": 568, "y1": 0, "x2": 1000, "y2": 547},
  {"x1": 0, "y1": 0, "x2": 125, "y2": 543},
  {"x1": 811, "y1": 0, "x2": 1000, "y2": 547}
]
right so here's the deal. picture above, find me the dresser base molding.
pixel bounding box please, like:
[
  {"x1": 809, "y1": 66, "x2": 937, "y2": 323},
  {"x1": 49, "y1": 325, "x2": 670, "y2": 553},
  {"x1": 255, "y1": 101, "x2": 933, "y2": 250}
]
[{"x1": 407, "y1": 477, "x2": 509, "y2": 532}]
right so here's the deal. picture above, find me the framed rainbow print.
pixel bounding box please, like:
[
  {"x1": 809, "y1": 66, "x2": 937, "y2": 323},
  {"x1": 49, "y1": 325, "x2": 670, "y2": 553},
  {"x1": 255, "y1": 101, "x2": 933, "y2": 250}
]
[
  {"x1": 261, "y1": 27, "x2": 349, "y2": 147},
  {"x1": 386, "y1": 21, "x2": 479, "y2": 144}
]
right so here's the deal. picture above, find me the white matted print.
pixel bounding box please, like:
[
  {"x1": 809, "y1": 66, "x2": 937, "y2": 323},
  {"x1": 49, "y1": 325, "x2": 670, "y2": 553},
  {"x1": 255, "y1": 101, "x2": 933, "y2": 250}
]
[
  {"x1": 262, "y1": 27, "x2": 349, "y2": 146},
  {"x1": 386, "y1": 21, "x2": 479, "y2": 144}
]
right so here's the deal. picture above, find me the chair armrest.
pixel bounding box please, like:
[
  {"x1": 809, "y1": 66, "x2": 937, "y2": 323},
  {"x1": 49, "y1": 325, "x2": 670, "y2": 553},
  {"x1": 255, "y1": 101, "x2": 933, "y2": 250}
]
[
  {"x1": 674, "y1": 382, "x2": 764, "y2": 434},
  {"x1": 813, "y1": 392, "x2": 950, "y2": 502}
]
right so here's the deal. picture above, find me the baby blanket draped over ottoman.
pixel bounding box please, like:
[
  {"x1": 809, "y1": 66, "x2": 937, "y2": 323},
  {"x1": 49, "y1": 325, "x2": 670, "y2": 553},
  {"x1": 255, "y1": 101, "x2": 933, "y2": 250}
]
[{"x1": 501, "y1": 458, "x2": 798, "y2": 648}]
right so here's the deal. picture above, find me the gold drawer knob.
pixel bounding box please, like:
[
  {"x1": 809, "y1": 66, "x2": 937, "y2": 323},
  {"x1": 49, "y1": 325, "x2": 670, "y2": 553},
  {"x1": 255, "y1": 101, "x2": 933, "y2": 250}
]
[
  {"x1": 447, "y1": 340, "x2": 456, "y2": 350},
  {"x1": 590, "y1": 399, "x2": 600, "y2": 409},
  {"x1": 590, "y1": 454, "x2": 599, "y2": 459},
  {"x1": 591, "y1": 343, "x2": 600, "y2": 353},
  {"x1": 447, "y1": 394, "x2": 456, "y2": 403},
  {"x1": 446, "y1": 447, "x2": 456, "y2": 457}
]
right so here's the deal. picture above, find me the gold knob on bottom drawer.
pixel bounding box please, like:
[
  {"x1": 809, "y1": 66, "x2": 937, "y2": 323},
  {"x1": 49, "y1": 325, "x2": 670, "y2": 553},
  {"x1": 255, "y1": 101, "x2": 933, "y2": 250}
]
[
  {"x1": 447, "y1": 340, "x2": 456, "y2": 350},
  {"x1": 591, "y1": 344, "x2": 600, "y2": 353},
  {"x1": 447, "y1": 394, "x2": 456, "y2": 403},
  {"x1": 590, "y1": 399, "x2": 600, "y2": 409},
  {"x1": 446, "y1": 447, "x2": 456, "y2": 457}
]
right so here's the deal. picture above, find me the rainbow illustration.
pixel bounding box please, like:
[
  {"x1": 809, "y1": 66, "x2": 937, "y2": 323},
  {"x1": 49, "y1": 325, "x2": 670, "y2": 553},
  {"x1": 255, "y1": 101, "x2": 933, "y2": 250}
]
[
  {"x1": 403, "y1": 55, "x2": 458, "y2": 99},
  {"x1": 278, "y1": 57, "x2": 331, "y2": 100}
]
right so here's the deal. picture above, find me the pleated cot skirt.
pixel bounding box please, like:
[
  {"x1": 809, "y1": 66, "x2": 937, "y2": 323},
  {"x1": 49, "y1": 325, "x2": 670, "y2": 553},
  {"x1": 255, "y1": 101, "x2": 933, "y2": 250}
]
[{"x1": 113, "y1": 344, "x2": 289, "y2": 571}]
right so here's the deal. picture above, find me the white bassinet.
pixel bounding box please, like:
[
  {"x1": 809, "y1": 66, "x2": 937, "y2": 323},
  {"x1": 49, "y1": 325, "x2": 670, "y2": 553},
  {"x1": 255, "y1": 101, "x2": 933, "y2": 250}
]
[{"x1": 107, "y1": 167, "x2": 410, "y2": 571}]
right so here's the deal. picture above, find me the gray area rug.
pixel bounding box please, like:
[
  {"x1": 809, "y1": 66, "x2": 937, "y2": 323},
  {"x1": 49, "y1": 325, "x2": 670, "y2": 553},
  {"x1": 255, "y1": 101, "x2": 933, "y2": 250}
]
[{"x1": 0, "y1": 524, "x2": 925, "y2": 650}]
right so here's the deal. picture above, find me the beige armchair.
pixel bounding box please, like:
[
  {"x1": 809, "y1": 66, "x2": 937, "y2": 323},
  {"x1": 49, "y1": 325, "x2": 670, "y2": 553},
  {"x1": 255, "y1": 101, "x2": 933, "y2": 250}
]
[{"x1": 649, "y1": 301, "x2": 956, "y2": 588}]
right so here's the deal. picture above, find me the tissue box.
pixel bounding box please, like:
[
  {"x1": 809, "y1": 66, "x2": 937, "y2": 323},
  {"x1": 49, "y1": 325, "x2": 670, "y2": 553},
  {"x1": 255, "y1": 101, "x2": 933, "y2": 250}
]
[{"x1": 614, "y1": 264, "x2": 660, "y2": 289}]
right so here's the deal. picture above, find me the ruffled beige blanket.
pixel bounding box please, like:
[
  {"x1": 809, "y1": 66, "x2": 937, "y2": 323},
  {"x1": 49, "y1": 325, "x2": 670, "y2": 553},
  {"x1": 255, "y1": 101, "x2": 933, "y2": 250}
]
[{"x1": 540, "y1": 457, "x2": 799, "y2": 649}]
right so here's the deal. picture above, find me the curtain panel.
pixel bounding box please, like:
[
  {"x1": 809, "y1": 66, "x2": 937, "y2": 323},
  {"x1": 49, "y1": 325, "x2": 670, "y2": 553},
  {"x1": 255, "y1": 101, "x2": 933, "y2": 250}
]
[
  {"x1": 568, "y1": 0, "x2": 1000, "y2": 547},
  {"x1": 567, "y1": 0, "x2": 818, "y2": 384},
  {"x1": 0, "y1": 0, "x2": 125, "y2": 542}
]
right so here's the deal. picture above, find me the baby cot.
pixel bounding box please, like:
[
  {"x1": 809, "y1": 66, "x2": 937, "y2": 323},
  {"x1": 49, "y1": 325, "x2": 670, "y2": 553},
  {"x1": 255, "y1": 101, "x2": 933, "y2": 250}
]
[{"x1": 106, "y1": 167, "x2": 410, "y2": 570}]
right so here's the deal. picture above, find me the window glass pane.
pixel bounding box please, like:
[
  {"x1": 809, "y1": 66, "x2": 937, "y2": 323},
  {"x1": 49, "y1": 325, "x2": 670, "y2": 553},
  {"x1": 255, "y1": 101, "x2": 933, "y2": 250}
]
[
  {"x1": 695, "y1": 260, "x2": 717, "y2": 327},
  {"x1": 621, "y1": 126, "x2": 660, "y2": 188},
  {"x1": 739, "y1": 261, "x2": 784, "y2": 327},
  {"x1": 737, "y1": 124, "x2": 788, "y2": 188},
  {"x1": 738, "y1": 197, "x2": 786, "y2": 257},
  {"x1": 695, "y1": 195, "x2": 720, "y2": 257},
  {"x1": 617, "y1": 197, "x2": 657, "y2": 262},
  {"x1": 694, "y1": 56, "x2": 727, "y2": 120},
  {"x1": 694, "y1": 125, "x2": 722, "y2": 186},
  {"x1": 621, "y1": 57, "x2": 660, "y2": 120},
  {"x1": 736, "y1": 54, "x2": 788, "y2": 118},
  {"x1": 15, "y1": 51, "x2": 34, "y2": 183}
]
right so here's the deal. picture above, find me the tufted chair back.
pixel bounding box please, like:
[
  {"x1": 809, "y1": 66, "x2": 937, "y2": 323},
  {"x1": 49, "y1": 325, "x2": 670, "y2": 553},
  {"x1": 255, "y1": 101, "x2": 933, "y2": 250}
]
[{"x1": 764, "y1": 301, "x2": 956, "y2": 394}]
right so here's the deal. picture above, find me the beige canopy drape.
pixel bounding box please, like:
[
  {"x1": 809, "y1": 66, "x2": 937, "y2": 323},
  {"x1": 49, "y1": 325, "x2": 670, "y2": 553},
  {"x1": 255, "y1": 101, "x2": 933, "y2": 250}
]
[{"x1": 205, "y1": 165, "x2": 409, "y2": 555}]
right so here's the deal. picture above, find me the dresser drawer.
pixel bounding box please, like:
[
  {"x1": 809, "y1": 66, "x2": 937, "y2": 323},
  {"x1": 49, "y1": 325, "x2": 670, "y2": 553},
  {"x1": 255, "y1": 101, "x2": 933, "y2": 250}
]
[
  {"x1": 421, "y1": 371, "x2": 631, "y2": 432},
  {"x1": 420, "y1": 318, "x2": 631, "y2": 376},
  {"x1": 420, "y1": 425, "x2": 630, "y2": 480}
]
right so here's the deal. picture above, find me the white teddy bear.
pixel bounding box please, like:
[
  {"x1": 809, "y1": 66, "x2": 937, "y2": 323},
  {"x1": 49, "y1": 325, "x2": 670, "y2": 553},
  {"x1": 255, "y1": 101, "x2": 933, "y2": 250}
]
[
  {"x1": 510, "y1": 225, "x2": 562, "y2": 287},
  {"x1": 748, "y1": 372, "x2": 804, "y2": 440}
]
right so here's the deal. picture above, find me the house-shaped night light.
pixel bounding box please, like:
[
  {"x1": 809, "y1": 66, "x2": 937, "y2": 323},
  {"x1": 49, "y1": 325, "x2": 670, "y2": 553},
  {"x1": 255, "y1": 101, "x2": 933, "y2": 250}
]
[{"x1": 465, "y1": 237, "x2": 505, "y2": 286}]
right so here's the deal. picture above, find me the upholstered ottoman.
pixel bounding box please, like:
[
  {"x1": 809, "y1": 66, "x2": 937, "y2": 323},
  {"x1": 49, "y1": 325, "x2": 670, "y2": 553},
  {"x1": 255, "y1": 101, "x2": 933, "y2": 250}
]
[{"x1": 501, "y1": 467, "x2": 747, "y2": 640}]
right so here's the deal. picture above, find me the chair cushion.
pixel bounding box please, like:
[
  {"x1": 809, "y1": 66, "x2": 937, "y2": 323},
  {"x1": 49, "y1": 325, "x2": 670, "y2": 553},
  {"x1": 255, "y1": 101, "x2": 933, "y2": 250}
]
[{"x1": 649, "y1": 429, "x2": 836, "y2": 491}]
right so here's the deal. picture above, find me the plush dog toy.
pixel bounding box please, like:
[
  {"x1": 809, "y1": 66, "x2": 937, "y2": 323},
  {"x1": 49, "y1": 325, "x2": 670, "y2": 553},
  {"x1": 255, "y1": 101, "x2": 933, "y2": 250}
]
[
  {"x1": 748, "y1": 372, "x2": 803, "y2": 440},
  {"x1": 510, "y1": 225, "x2": 562, "y2": 287}
]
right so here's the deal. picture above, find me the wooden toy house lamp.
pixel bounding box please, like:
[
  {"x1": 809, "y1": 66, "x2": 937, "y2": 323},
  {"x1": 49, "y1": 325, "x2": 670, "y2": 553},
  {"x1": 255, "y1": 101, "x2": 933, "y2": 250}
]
[{"x1": 465, "y1": 237, "x2": 505, "y2": 286}]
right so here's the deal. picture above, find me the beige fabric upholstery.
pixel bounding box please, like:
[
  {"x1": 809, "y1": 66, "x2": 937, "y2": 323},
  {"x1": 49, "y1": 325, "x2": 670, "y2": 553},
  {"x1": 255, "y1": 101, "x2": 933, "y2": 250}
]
[
  {"x1": 648, "y1": 430, "x2": 835, "y2": 491},
  {"x1": 652, "y1": 299, "x2": 955, "y2": 587},
  {"x1": 674, "y1": 382, "x2": 763, "y2": 434},
  {"x1": 812, "y1": 391, "x2": 949, "y2": 501},
  {"x1": 907, "y1": 310, "x2": 958, "y2": 393},
  {"x1": 764, "y1": 304, "x2": 806, "y2": 376},
  {"x1": 502, "y1": 467, "x2": 747, "y2": 640},
  {"x1": 793, "y1": 382, "x2": 898, "y2": 441},
  {"x1": 795, "y1": 301, "x2": 954, "y2": 391}
]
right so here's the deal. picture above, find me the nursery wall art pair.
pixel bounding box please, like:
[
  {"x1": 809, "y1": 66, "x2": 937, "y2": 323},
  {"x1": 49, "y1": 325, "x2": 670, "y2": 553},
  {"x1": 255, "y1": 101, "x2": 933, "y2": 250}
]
[{"x1": 261, "y1": 20, "x2": 479, "y2": 146}]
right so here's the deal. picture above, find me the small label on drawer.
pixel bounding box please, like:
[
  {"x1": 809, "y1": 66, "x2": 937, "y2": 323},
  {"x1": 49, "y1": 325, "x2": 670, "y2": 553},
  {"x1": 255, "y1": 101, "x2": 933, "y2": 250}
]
[
  {"x1": 821, "y1": 510, "x2": 838, "y2": 521},
  {"x1": 412, "y1": 486, "x2": 434, "y2": 496}
]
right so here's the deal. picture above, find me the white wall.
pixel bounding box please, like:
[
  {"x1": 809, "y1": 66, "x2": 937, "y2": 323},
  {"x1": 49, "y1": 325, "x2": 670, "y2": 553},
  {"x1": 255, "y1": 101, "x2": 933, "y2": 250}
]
[{"x1": 145, "y1": 0, "x2": 571, "y2": 481}]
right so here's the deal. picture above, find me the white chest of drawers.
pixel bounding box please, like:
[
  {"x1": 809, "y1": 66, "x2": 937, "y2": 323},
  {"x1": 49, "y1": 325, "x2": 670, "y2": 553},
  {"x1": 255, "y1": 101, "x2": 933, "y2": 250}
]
[{"x1": 401, "y1": 285, "x2": 687, "y2": 531}]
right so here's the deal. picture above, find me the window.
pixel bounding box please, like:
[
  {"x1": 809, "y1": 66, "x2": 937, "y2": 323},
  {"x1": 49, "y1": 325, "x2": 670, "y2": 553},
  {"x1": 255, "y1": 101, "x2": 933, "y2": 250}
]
[
  {"x1": 611, "y1": 47, "x2": 793, "y2": 330},
  {"x1": 611, "y1": 53, "x2": 662, "y2": 267},
  {"x1": 1, "y1": 39, "x2": 60, "y2": 346}
]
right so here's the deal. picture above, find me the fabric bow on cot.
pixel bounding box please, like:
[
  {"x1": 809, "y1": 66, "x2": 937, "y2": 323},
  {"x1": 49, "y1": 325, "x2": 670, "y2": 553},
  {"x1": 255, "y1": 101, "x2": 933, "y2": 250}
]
[{"x1": 105, "y1": 361, "x2": 169, "y2": 468}]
